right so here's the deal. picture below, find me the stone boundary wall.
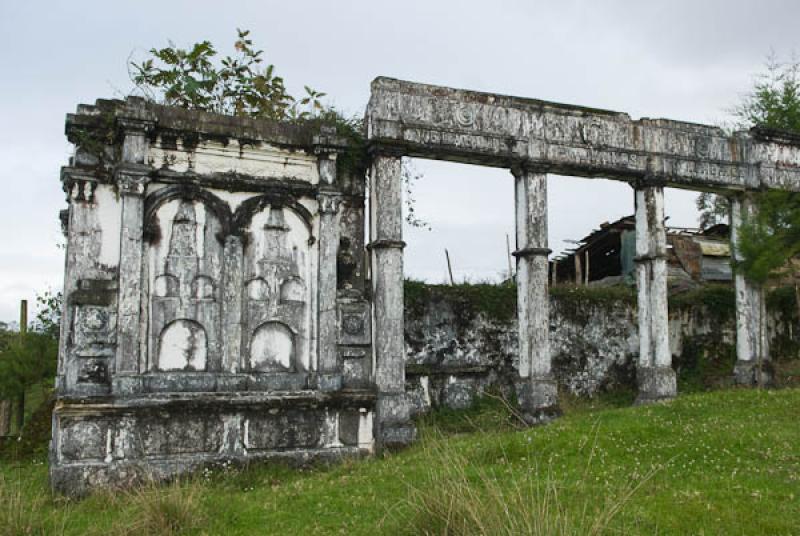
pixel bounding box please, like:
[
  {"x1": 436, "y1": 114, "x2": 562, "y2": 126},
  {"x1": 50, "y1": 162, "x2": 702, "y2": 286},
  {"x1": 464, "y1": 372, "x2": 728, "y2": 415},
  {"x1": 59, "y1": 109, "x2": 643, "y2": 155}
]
[{"x1": 404, "y1": 284, "x2": 798, "y2": 415}]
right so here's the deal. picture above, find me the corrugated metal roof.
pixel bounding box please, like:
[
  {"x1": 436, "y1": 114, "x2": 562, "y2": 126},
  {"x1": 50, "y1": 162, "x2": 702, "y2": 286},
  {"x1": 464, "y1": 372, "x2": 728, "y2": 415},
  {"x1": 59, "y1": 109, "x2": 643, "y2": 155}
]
[{"x1": 696, "y1": 239, "x2": 730, "y2": 257}]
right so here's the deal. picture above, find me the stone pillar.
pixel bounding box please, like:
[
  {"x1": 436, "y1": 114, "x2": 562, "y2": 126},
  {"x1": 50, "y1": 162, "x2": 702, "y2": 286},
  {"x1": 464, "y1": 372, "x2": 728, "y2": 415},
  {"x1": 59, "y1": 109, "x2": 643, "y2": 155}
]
[
  {"x1": 58, "y1": 169, "x2": 109, "y2": 395},
  {"x1": 730, "y1": 194, "x2": 771, "y2": 386},
  {"x1": 317, "y1": 188, "x2": 343, "y2": 390},
  {"x1": 221, "y1": 235, "x2": 243, "y2": 373},
  {"x1": 314, "y1": 129, "x2": 346, "y2": 391},
  {"x1": 113, "y1": 118, "x2": 151, "y2": 395},
  {"x1": 511, "y1": 166, "x2": 558, "y2": 423},
  {"x1": 369, "y1": 152, "x2": 414, "y2": 447},
  {"x1": 634, "y1": 184, "x2": 676, "y2": 403}
]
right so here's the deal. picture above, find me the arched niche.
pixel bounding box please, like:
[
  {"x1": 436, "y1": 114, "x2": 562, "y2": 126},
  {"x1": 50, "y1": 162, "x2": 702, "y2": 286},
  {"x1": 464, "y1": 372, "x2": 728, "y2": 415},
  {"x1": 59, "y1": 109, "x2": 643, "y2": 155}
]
[
  {"x1": 249, "y1": 321, "x2": 294, "y2": 372},
  {"x1": 240, "y1": 201, "x2": 315, "y2": 373},
  {"x1": 280, "y1": 276, "x2": 305, "y2": 302},
  {"x1": 144, "y1": 184, "x2": 232, "y2": 244},
  {"x1": 146, "y1": 194, "x2": 225, "y2": 373},
  {"x1": 246, "y1": 277, "x2": 269, "y2": 301},
  {"x1": 157, "y1": 319, "x2": 208, "y2": 371},
  {"x1": 192, "y1": 275, "x2": 215, "y2": 299},
  {"x1": 153, "y1": 274, "x2": 179, "y2": 297}
]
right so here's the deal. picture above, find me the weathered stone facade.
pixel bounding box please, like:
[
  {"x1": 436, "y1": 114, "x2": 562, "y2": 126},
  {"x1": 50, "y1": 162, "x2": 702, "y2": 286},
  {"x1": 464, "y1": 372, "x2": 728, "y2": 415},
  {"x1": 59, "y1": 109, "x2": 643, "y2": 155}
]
[
  {"x1": 54, "y1": 77, "x2": 800, "y2": 495},
  {"x1": 52, "y1": 98, "x2": 377, "y2": 495}
]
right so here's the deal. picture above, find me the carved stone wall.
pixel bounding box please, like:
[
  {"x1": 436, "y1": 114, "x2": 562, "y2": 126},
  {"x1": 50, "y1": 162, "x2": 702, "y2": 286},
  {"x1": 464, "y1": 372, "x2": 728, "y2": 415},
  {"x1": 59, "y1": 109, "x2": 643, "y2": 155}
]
[{"x1": 52, "y1": 98, "x2": 374, "y2": 496}]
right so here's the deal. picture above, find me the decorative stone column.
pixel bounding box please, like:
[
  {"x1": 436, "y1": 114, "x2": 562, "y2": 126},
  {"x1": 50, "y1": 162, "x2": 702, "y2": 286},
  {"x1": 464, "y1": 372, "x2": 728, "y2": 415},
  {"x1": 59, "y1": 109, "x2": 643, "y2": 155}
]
[
  {"x1": 369, "y1": 152, "x2": 415, "y2": 447},
  {"x1": 634, "y1": 184, "x2": 676, "y2": 403},
  {"x1": 317, "y1": 189, "x2": 343, "y2": 390},
  {"x1": 730, "y1": 194, "x2": 771, "y2": 386},
  {"x1": 511, "y1": 166, "x2": 558, "y2": 423},
  {"x1": 314, "y1": 127, "x2": 346, "y2": 391},
  {"x1": 113, "y1": 118, "x2": 152, "y2": 395},
  {"x1": 221, "y1": 235, "x2": 243, "y2": 373},
  {"x1": 58, "y1": 169, "x2": 101, "y2": 394}
]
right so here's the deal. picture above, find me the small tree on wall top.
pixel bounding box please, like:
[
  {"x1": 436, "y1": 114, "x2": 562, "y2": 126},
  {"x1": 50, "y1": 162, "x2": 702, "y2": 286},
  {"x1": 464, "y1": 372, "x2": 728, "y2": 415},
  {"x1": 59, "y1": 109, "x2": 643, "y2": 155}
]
[
  {"x1": 130, "y1": 29, "x2": 431, "y2": 230},
  {"x1": 131, "y1": 29, "x2": 325, "y2": 121}
]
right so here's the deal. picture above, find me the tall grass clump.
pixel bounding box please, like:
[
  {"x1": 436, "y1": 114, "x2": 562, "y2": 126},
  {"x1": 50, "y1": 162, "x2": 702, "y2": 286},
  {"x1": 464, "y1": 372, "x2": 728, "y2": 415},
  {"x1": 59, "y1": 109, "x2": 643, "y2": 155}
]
[
  {"x1": 110, "y1": 478, "x2": 206, "y2": 536},
  {"x1": 0, "y1": 472, "x2": 67, "y2": 536},
  {"x1": 394, "y1": 430, "x2": 656, "y2": 535}
]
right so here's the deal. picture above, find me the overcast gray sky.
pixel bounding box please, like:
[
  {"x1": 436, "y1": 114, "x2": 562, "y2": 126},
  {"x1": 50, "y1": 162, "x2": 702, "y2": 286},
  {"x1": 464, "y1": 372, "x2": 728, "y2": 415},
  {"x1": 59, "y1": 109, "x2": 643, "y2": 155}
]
[{"x1": 1, "y1": 0, "x2": 798, "y2": 321}]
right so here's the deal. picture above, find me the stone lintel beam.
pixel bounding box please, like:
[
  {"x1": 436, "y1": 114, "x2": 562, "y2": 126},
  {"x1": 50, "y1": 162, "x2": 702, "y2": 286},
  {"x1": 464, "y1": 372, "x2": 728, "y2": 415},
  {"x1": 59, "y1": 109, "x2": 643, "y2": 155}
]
[
  {"x1": 729, "y1": 194, "x2": 772, "y2": 386},
  {"x1": 367, "y1": 77, "x2": 800, "y2": 193},
  {"x1": 511, "y1": 167, "x2": 559, "y2": 423},
  {"x1": 634, "y1": 184, "x2": 676, "y2": 404},
  {"x1": 369, "y1": 154, "x2": 414, "y2": 447}
]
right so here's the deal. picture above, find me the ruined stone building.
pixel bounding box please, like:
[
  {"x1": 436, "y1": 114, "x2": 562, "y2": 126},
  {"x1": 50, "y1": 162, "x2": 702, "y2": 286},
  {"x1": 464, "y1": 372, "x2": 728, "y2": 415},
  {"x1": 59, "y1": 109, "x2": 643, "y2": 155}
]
[
  {"x1": 52, "y1": 99, "x2": 385, "y2": 494},
  {"x1": 53, "y1": 78, "x2": 800, "y2": 495},
  {"x1": 551, "y1": 216, "x2": 732, "y2": 287}
]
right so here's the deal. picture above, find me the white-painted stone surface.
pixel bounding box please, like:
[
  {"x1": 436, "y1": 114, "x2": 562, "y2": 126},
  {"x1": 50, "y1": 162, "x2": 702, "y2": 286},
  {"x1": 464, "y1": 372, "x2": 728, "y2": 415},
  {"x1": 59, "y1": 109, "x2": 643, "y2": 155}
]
[{"x1": 149, "y1": 137, "x2": 320, "y2": 184}]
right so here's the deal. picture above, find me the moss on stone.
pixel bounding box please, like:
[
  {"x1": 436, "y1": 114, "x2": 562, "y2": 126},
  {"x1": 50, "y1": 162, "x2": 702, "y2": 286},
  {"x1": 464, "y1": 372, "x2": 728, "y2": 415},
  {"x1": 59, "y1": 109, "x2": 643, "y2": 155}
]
[
  {"x1": 669, "y1": 284, "x2": 736, "y2": 322},
  {"x1": 404, "y1": 280, "x2": 517, "y2": 323},
  {"x1": 767, "y1": 286, "x2": 798, "y2": 320}
]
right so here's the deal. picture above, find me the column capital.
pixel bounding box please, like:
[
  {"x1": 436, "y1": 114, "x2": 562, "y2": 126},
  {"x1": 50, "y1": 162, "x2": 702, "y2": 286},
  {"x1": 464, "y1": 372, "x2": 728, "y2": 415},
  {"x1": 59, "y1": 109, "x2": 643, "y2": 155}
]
[
  {"x1": 512, "y1": 247, "x2": 552, "y2": 258},
  {"x1": 115, "y1": 164, "x2": 151, "y2": 196},
  {"x1": 367, "y1": 143, "x2": 406, "y2": 159},
  {"x1": 61, "y1": 167, "x2": 102, "y2": 203},
  {"x1": 366, "y1": 239, "x2": 406, "y2": 250},
  {"x1": 509, "y1": 160, "x2": 547, "y2": 179},
  {"x1": 631, "y1": 175, "x2": 668, "y2": 190},
  {"x1": 317, "y1": 190, "x2": 344, "y2": 214}
]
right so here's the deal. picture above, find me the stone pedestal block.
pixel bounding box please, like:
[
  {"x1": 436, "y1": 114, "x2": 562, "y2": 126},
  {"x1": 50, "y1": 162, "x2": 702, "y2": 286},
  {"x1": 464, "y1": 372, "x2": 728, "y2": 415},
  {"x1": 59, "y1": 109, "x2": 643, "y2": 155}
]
[{"x1": 634, "y1": 366, "x2": 677, "y2": 405}]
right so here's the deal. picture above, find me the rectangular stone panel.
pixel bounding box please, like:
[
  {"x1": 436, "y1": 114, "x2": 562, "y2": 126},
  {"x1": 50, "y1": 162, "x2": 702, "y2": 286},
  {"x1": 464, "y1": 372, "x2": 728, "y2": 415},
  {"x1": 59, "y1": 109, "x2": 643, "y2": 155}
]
[
  {"x1": 338, "y1": 302, "x2": 371, "y2": 346},
  {"x1": 138, "y1": 413, "x2": 224, "y2": 456},
  {"x1": 245, "y1": 409, "x2": 323, "y2": 450},
  {"x1": 59, "y1": 418, "x2": 110, "y2": 462}
]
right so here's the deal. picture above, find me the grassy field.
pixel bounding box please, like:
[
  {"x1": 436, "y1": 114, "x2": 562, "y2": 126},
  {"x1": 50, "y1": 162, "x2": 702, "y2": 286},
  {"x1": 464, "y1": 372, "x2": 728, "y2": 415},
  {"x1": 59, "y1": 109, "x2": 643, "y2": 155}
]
[{"x1": 1, "y1": 387, "x2": 799, "y2": 535}]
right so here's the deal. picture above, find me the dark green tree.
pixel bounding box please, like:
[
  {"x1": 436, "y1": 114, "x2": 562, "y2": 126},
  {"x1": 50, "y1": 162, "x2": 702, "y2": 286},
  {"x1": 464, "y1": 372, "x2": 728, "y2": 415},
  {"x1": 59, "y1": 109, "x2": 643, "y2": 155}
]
[
  {"x1": 697, "y1": 56, "x2": 800, "y2": 230},
  {"x1": 733, "y1": 57, "x2": 800, "y2": 287},
  {"x1": 0, "y1": 332, "x2": 58, "y2": 402}
]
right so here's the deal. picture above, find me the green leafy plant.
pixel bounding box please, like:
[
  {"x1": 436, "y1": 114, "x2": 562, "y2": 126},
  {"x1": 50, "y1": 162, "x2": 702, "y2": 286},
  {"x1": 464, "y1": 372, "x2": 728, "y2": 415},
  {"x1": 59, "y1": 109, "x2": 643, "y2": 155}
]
[
  {"x1": 131, "y1": 29, "x2": 430, "y2": 229},
  {"x1": 131, "y1": 29, "x2": 325, "y2": 121},
  {"x1": 697, "y1": 55, "x2": 800, "y2": 229}
]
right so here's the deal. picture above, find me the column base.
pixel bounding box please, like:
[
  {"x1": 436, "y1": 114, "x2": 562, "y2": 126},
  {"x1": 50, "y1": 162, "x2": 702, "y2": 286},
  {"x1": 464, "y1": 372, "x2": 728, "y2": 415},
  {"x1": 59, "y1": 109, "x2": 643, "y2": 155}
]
[
  {"x1": 635, "y1": 366, "x2": 676, "y2": 405},
  {"x1": 515, "y1": 378, "x2": 560, "y2": 425},
  {"x1": 733, "y1": 360, "x2": 774, "y2": 387},
  {"x1": 376, "y1": 393, "x2": 416, "y2": 450}
]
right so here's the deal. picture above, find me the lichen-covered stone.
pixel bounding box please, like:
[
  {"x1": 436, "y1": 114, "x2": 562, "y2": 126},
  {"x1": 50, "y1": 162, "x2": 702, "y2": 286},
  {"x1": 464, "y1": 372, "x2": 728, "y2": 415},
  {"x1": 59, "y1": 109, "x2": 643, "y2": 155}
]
[{"x1": 53, "y1": 97, "x2": 376, "y2": 496}]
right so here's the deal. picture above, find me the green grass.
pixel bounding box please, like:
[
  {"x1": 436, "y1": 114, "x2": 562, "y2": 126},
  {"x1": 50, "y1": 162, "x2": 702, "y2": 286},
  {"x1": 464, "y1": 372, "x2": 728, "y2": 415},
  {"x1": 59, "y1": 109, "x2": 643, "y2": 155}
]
[{"x1": 1, "y1": 387, "x2": 799, "y2": 535}]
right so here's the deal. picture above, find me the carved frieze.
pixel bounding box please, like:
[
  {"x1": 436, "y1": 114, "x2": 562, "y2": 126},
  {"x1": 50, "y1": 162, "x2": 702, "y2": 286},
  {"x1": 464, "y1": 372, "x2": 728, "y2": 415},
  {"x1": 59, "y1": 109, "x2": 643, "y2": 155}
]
[{"x1": 367, "y1": 77, "x2": 800, "y2": 192}]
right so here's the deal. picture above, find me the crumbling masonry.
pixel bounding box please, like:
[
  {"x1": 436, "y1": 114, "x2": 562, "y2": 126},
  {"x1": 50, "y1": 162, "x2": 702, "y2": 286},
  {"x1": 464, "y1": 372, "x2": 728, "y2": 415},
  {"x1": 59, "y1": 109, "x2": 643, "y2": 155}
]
[{"x1": 52, "y1": 78, "x2": 800, "y2": 494}]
